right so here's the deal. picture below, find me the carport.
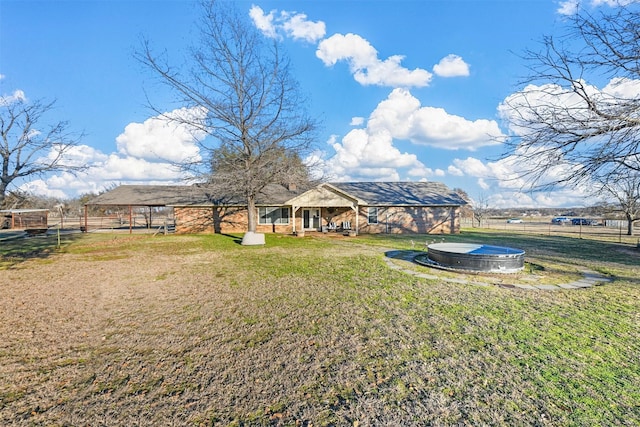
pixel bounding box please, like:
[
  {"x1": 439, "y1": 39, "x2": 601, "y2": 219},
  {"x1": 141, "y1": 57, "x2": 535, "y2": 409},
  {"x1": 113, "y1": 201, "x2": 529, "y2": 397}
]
[{"x1": 83, "y1": 185, "x2": 203, "y2": 233}]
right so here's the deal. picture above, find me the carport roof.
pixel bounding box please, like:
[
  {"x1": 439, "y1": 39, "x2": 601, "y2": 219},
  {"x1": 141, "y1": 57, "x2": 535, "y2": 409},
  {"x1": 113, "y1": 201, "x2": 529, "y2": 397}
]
[
  {"x1": 85, "y1": 185, "x2": 198, "y2": 207},
  {"x1": 85, "y1": 184, "x2": 304, "y2": 207},
  {"x1": 1, "y1": 209, "x2": 50, "y2": 213}
]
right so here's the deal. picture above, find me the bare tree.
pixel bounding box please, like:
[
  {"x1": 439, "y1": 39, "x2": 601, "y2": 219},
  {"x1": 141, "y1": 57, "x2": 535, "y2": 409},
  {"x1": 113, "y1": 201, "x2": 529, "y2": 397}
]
[
  {"x1": 472, "y1": 193, "x2": 490, "y2": 228},
  {"x1": 1, "y1": 189, "x2": 47, "y2": 210},
  {"x1": 595, "y1": 169, "x2": 640, "y2": 235},
  {"x1": 501, "y1": 3, "x2": 640, "y2": 188},
  {"x1": 137, "y1": 0, "x2": 317, "y2": 234},
  {"x1": 0, "y1": 96, "x2": 84, "y2": 208},
  {"x1": 454, "y1": 187, "x2": 473, "y2": 225}
]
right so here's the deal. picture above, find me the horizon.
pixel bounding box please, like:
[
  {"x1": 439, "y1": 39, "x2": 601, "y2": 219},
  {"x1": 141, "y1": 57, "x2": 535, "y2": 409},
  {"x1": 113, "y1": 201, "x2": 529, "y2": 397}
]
[{"x1": 1, "y1": 0, "x2": 636, "y2": 209}]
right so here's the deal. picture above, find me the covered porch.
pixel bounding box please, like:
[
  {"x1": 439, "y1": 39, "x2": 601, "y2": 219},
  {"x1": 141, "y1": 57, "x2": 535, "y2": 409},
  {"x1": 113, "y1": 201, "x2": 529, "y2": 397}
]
[{"x1": 288, "y1": 185, "x2": 361, "y2": 235}]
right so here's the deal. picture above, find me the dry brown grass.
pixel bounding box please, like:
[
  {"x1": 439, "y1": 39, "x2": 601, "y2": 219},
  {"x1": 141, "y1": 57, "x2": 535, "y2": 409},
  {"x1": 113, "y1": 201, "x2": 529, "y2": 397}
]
[{"x1": 1, "y1": 233, "x2": 638, "y2": 426}]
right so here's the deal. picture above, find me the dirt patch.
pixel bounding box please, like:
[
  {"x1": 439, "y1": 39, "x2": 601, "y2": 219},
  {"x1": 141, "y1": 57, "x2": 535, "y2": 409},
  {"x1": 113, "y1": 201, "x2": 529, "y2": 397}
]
[{"x1": 1, "y1": 234, "x2": 638, "y2": 426}]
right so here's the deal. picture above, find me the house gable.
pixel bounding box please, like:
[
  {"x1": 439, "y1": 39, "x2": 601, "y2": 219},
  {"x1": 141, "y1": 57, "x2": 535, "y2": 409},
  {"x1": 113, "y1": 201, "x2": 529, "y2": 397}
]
[{"x1": 286, "y1": 185, "x2": 360, "y2": 208}]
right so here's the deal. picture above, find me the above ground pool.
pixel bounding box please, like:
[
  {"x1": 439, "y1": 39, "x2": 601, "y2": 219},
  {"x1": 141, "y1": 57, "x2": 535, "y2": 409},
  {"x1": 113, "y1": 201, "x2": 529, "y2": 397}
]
[{"x1": 419, "y1": 242, "x2": 525, "y2": 273}]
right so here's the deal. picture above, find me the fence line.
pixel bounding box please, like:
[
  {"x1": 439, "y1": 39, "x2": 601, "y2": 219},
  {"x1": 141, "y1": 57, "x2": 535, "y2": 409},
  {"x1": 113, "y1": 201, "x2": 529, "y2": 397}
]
[
  {"x1": 461, "y1": 218, "x2": 637, "y2": 243},
  {"x1": 46, "y1": 215, "x2": 175, "y2": 233}
]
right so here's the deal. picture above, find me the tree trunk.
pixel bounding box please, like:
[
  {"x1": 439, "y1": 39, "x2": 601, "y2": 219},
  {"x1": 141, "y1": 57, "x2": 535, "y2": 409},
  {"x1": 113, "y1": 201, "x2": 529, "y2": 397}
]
[
  {"x1": 246, "y1": 194, "x2": 257, "y2": 233},
  {"x1": 626, "y1": 213, "x2": 634, "y2": 236},
  {"x1": 0, "y1": 180, "x2": 7, "y2": 208}
]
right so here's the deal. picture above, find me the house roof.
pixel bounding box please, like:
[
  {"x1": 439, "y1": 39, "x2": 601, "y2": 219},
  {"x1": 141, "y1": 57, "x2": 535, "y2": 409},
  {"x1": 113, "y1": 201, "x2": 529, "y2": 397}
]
[
  {"x1": 86, "y1": 181, "x2": 466, "y2": 208},
  {"x1": 327, "y1": 182, "x2": 466, "y2": 206},
  {"x1": 175, "y1": 183, "x2": 305, "y2": 206},
  {"x1": 85, "y1": 184, "x2": 304, "y2": 207}
]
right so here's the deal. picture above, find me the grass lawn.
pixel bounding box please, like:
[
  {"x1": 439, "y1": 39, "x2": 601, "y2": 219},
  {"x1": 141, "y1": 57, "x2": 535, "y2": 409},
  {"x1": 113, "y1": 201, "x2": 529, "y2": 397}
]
[{"x1": 0, "y1": 230, "x2": 638, "y2": 426}]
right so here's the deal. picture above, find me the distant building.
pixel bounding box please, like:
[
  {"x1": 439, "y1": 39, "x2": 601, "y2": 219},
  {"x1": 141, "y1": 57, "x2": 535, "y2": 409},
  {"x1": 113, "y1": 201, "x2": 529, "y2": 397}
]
[{"x1": 1, "y1": 209, "x2": 49, "y2": 230}]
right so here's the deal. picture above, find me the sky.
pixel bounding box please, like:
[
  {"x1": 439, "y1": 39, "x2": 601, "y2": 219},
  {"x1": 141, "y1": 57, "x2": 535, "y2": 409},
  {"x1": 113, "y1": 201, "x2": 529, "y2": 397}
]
[{"x1": 0, "y1": 0, "x2": 635, "y2": 208}]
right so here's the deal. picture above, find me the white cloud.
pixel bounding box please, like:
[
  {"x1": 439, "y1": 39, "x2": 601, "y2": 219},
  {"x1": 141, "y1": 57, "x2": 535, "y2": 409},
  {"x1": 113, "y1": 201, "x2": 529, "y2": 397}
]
[
  {"x1": 407, "y1": 165, "x2": 436, "y2": 177},
  {"x1": 23, "y1": 148, "x2": 187, "y2": 199},
  {"x1": 447, "y1": 165, "x2": 464, "y2": 176},
  {"x1": 446, "y1": 154, "x2": 606, "y2": 208},
  {"x1": 318, "y1": 127, "x2": 426, "y2": 181},
  {"x1": 41, "y1": 144, "x2": 108, "y2": 168},
  {"x1": 499, "y1": 82, "x2": 588, "y2": 136},
  {"x1": 477, "y1": 178, "x2": 490, "y2": 190},
  {"x1": 350, "y1": 116, "x2": 364, "y2": 126},
  {"x1": 115, "y1": 107, "x2": 204, "y2": 164},
  {"x1": 249, "y1": 5, "x2": 277, "y2": 38},
  {"x1": 249, "y1": 5, "x2": 326, "y2": 43},
  {"x1": 452, "y1": 157, "x2": 491, "y2": 177},
  {"x1": 19, "y1": 179, "x2": 68, "y2": 199},
  {"x1": 16, "y1": 108, "x2": 205, "y2": 199},
  {"x1": 335, "y1": 128, "x2": 420, "y2": 168},
  {"x1": 487, "y1": 192, "x2": 535, "y2": 208},
  {"x1": 282, "y1": 11, "x2": 326, "y2": 43},
  {"x1": 318, "y1": 88, "x2": 506, "y2": 182},
  {"x1": 90, "y1": 154, "x2": 184, "y2": 181},
  {"x1": 433, "y1": 54, "x2": 470, "y2": 77},
  {"x1": 316, "y1": 33, "x2": 432, "y2": 88},
  {"x1": 592, "y1": 0, "x2": 638, "y2": 6},
  {"x1": 557, "y1": 0, "x2": 580, "y2": 15},
  {"x1": 369, "y1": 88, "x2": 504, "y2": 150},
  {"x1": 252, "y1": 7, "x2": 432, "y2": 88},
  {"x1": 252, "y1": 7, "x2": 436, "y2": 88},
  {"x1": 487, "y1": 186, "x2": 601, "y2": 209},
  {"x1": 557, "y1": 0, "x2": 639, "y2": 15},
  {"x1": 602, "y1": 77, "x2": 640, "y2": 98},
  {"x1": 406, "y1": 166, "x2": 444, "y2": 178},
  {"x1": 497, "y1": 77, "x2": 640, "y2": 196},
  {"x1": 499, "y1": 78, "x2": 640, "y2": 139},
  {"x1": 0, "y1": 89, "x2": 26, "y2": 106},
  {"x1": 450, "y1": 155, "x2": 543, "y2": 191}
]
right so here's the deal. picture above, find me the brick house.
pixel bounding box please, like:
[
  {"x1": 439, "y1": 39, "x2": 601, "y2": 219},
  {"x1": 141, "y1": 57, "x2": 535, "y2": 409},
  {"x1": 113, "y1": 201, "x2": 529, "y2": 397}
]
[
  {"x1": 283, "y1": 182, "x2": 466, "y2": 235},
  {"x1": 86, "y1": 181, "x2": 467, "y2": 235}
]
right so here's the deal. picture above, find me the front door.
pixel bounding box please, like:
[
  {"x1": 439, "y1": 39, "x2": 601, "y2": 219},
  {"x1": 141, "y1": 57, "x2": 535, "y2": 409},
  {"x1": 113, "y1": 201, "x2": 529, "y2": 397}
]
[{"x1": 302, "y1": 209, "x2": 321, "y2": 230}]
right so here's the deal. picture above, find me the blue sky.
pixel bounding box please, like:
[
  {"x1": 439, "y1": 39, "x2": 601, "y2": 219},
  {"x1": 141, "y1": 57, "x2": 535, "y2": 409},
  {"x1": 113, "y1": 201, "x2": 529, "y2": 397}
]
[{"x1": 0, "y1": 0, "x2": 632, "y2": 207}]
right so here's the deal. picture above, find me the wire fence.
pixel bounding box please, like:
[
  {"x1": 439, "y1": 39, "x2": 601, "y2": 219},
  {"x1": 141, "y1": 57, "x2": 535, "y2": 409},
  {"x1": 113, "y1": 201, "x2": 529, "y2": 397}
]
[
  {"x1": 46, "y1": 215, "x2": 176, "y2": 234},
  {"x1": 6, "y1": 211, "x2": 636, "y2": 244},
  {"x1": 461, "y1": 217, "x2": 639, "y2": 245}
]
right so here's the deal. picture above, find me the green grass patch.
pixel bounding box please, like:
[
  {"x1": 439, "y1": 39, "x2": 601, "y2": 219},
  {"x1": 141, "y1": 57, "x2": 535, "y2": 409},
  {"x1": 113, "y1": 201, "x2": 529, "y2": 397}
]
[
  {"x1": 0, "y1": 234, "x2": 78, "y2": 269},
  {"x1": 0, "y1": 231, "x2": 638, "y2": 425}
]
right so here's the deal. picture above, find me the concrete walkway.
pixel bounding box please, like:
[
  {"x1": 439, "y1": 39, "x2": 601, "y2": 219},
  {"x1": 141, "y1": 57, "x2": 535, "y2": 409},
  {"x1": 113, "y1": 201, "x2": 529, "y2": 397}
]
[{"x1": 384, "y1": 250, "x2": 612, "y2": 290}]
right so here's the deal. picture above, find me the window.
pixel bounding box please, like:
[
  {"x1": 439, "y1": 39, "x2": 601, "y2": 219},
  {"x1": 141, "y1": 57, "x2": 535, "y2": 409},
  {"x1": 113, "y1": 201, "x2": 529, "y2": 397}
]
[
  {"x1": 368, "y1": 207, "x2": 378, "y2": 224},
  {"x1": 259, "y1": 207, "x2": 290, "y2": 225}
]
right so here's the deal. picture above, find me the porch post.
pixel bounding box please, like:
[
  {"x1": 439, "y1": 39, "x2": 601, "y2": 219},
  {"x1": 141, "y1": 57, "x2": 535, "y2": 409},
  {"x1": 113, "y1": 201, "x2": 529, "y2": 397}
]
[
  {"x1": 292, "y1": 205, "x2": 297, "y2": 233},
  {"x1": 348, "y1": 203, "x2": 359, "y2": 234},
  {"x1": 355, "y1": 205, "x2": 359, "y2": 234}
]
